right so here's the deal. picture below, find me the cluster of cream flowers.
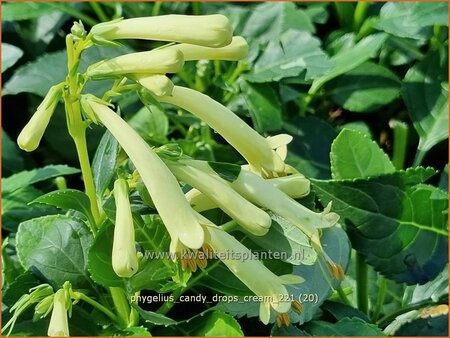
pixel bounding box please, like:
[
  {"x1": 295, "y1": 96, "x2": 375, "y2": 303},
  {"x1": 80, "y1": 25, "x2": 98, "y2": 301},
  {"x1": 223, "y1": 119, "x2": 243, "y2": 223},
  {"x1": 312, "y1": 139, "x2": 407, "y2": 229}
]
[{"x1": 17, "y1": 14, "x2": 343, "y2": 329}]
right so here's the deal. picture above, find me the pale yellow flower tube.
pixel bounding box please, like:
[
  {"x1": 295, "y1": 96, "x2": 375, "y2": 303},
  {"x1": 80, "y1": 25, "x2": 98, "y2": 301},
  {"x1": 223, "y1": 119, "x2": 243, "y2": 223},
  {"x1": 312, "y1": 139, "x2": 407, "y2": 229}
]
[
  {"x1": 90, "y1": 14, "x2": 233, "y2": 47},
  {"x1": 112, "y1": 179, "x2": 139, "y2": 278},
  {"x1": 167, "y1": 159, "x2": 271, "y2": 236},
  {"x1": 17, "y1": 83, "x2": 64, "y2": 152},
  {"x1": 205, "y1": 224, "x2": 303, "y2": 324},
  {"x1": 83, "y1": 98, "x2": 204, "y2": 250},
  {"x1": 47, "y1": 289, "x2": 69, "y2": 337},
  {"x1": 158, "y1": 86, "x2": 286, "y2": 177},
  {"x1": 86, "y1": 48, "x2": 184, "y2": 78},
  {"x1": 167, "y1": 36, "x2": 248, "y2": 61},
  {"x1": 134, "y1": 74, "x2": 174, "y2": 97}
]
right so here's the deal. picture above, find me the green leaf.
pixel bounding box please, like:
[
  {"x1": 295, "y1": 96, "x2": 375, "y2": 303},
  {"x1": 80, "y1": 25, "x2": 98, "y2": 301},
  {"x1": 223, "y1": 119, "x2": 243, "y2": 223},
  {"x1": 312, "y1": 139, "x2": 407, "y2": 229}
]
[
  {"x1": 396, "y1": 314, "x2": 448, "y2": 336},
  {"x1": 104, "y1": 326, "x2": 152, "y2": 336},
  {"x1": 271, "y1": 324, "x2": 309, "y2": 336},
  {"x1": 92, "y1": 130, "x2": 119, "y2": 196},
  {"x1": 208, "y1": 161, "x2": 242, "y2": 183},
  {"x1": 310, "y1": 33, "x2": 388, "y2": 94},
  {"x1": 133, "y1": 305, "x2": 177, "y2": 326},
  {"x1": 2, "y1": 129, "x2": 24, "y2": 176},
  {"x1": 30, "y1": 189, "x2": 95, "y2": 226},
  {"x1": 402, "y1": 49, "x2": 448, "y2": 153},
  {"x1": 303, "y1": 317, "x2": 386, "y2": 336},
  {"x1": 405, "y1": 266, "x2": 448, "y2": 304},
  {"x1": 375, "y1": 2, "x2": 448, "y2": 40},
  {"x1": 88, "y1": 222, "x2": 123, "y2": 287},
  {"x1": 2, "y1": 2, "x2": 60, "y2": 21},
  {"x1": 246, "y1": 212, "x2": 318, "y2": 265},
  {"x1": 190, "y1": 311, "x2": 244, "y2": 336},
  {"x1": 330, "y1": 129, "x2": 396, "y2": 179},
  {"x1": 129, "y1": 257, "x2": 174, "y2": 293},
  {"x1": 321, "y1": 300, "x2": 370, "y2": 322},
  {"x1": 245, "y1": 30, "x2": 331, "y2": 83},
  {"x1": 439, "y1": 165, "x2": 448, "y2": 192},
  {"x1": 288, "y1": 227, "x2": 351, "y2": 324},
  {"x1": 128, "y1": 104, "x2": 169, "y2": 144},
  {"x1": 312, "y1": 169, "x2": 448, "y2": 284},
  {"x1": 284, "y1": 116, "x2": 338, "y2": 179},
  {"x1": 16, "y1": 214, "x2": 94, "y2": 288},
  {"x1": 240, "y1": 81, "x2": 283, "y2": 132},
  {"x1": 2, "y1": 165, "x2": 80, "y2": 195},
  {"x1": 2, "y1": 43, "x2": 23, "y2": 72},
  {"x1": 327, "y1": 62, "x2": 401, "y2": 112},
  {"x1": 3, "y1": 45, "x2": 132, "y2": 97},
  {"x1": 242, "y1": 2, "x2": 315, "y2": 44}
]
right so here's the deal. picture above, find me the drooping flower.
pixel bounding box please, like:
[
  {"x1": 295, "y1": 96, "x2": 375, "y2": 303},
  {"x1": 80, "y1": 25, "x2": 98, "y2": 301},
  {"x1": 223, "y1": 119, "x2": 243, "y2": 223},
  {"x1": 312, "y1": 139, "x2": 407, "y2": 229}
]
[
  {"x1": 86, "y1": 48, "x2": 184, "y2": 78},
  {"x1": 47, "y1": 289, "x2": 69, "y2": 337},
  {"x1": 81, "y1": 96, "x2": 204, "y2": 251},
  {"x1": 112, "y1": 178, "x2": 139, "y2": 278},
  {"x1": 90, "y1": 14, "x2": 233, "y2": 47},
  {"x1": 134, "y1": 74, "x2": 174, "y2": 97},
  {"x1": 165, "y1": 158, "x2": 271, "y2": 236},
  {"x1": 17, "y1": 83, "x2": 64, "y2": 152},
  {"x1": 166, "y1": 36, "x2": 248, "y2": 61},
  {"x1": 204, "y1": 223, "x2": 304, "y2": 324},
  {"x1": 158, "y1": 86, "x2": 291, "y2": 178}
]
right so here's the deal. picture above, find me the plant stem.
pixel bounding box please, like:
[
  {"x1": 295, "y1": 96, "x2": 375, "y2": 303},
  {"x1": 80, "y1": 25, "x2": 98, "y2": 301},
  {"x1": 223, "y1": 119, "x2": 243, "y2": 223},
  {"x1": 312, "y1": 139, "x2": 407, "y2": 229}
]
[
  {"x1": 334, "y1": 2, "x2": 355, "y2": 31},
  {"x1": 390, "y1": 120, "x2": 409, "y2": 170},
  {"x1": 371, "y1": 276, "x2": 387, "y2": 322},
  {"x1": 109, "y1": 287, "x2": 131, "y2": 328},
  {"x1": 152, "y1": 2, "x2": 162, "y2": 16},
  {"x1": 192, "y1": 2, "x2": 201, "y2": 15},
  {"x1": 413, "y1": 148, "x2": 427, "y2": 166},
  {"x1": 355, "y1": 252, "x2": 368, "y2": 314},
  {"x1": 75, "y1": 292, "x2": 118, "y2": 323},
  {"x1": 90, "y1": 2, "x2": 109, "y2": 22},
  {"x1": 353, "y1": 2, "x2": 370, "y2": 32},
  {"x1": 377, "y1": 295, "x2": 448, "y2": 328},
  {"x1": 221, "y1": 220, "x2": 238, "y2": 232},
  {"x1": 336, "y1": 285, "x2": 353, "y2": 306}
]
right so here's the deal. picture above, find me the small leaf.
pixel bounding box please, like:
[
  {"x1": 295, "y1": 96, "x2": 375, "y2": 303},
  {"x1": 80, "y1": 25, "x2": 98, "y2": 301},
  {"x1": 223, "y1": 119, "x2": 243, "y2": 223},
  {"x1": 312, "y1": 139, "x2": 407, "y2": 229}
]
[
  {"x1": 2, "y1": 43, "x2": 23, "y2": 72},
  {"x1": 88, "y1": 222, "x2": 123, "y2": 287},
  {"x1": 190, "y1": 311, "x2": 244, "y2": 336},
  {"x1": 402, "y1": 49, "x2": 448, "y2": 153},
  {"x1": 375, "y1": 2, "x2": 448, "y2": 39},
  {"x1": 31, "y1": 189, "x2": 96, "y2": 226},
  {"x1": 330, "y1": 129, "x2": 396, "y2": 179},
  {"x1": 92, "y1": 130, "x2": 119, "y2": 196},
  {"x1": 245, "y1": 30, "x2": 331, "y2": 83},
  {"x1": 129, "y1": 104, "x2": 169, "y2": 144},
  {"x1": 133, "y1": 305, "x2": 177, "y2": 326},
  {"x1": 327, "y1": 62, "x2": 401, "y2": 113},
  {"x1": 310, "y1": 33, "x2": 387, "y2": 94},
  {"x1": 303, "y1": 317, "x2": 386, "y2": 336},
  {"x1": 240, "y1": 81, "x2": 283, "y2": 132},
  {"x1": 16, "y1": 214, "x2": 93, "y2": 288},
  {"x1": 208, "y1": 161, "x2": 242, "y2": 183},
  {"x1": 2, "y1": 165, "x2": 80, "y2": 195}
]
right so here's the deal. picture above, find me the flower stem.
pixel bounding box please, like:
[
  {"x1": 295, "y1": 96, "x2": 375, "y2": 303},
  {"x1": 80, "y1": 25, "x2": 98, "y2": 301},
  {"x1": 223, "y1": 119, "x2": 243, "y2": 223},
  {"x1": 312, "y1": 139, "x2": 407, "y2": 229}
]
[
  {"x1": 353, "y1": 2, "x2": 369, "y2": 32},
  {"x1": 109, "y1": 287, "x2": 131, "y2": 328},
  {"x1": 356, "y1": 252, "x2": 368, "y2": 314},
  {"x1": 90, "y1": 2, "x2": 109, "y2": 22},
  {"x1": 371, "y1": 275, "x2": 387, "y2": 322},
  {"x1": 74, "y1": 292, "x2": 118, "y2": 323},
  {"x1": 390, "y1": 120, "x2": 409, "y2": 170}
]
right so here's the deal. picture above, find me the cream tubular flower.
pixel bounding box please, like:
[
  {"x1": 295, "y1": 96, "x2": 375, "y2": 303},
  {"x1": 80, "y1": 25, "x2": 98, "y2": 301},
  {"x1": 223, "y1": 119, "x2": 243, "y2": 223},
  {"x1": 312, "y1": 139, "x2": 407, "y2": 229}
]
[
  {"x1": 167, "y1": 36, "x2": 248, "y2": 61},
  {"x1": 158, "y1": 86, "x2": 287, "y2": 177},
  {"x1": 205, "y1": 224, "x2": 303, "y2": 324},
  {"x1": 47, "y1": 289, "x2": 69, "y2": 337},
  {"x1": 112, "y1": 179, "x2": 139, "y2": 278},
  {"x1": 167, "y1": 159, "x2": 271, "y2": 236},
  {"x1": 86, "y1": 49, "x2": 184, "y2": 78},
  {"x1": 83, "y1": 98, "x2": 204, "y2": 250},
  {"x1": 17, "y1": 83, "x2": 64, "y2": 152},
  {"x1": 134, "y1": 74, "x2": 174, "y2": 97},
  {"x1": 90, "y1": 15, "x2": 233, "y2": 47}
]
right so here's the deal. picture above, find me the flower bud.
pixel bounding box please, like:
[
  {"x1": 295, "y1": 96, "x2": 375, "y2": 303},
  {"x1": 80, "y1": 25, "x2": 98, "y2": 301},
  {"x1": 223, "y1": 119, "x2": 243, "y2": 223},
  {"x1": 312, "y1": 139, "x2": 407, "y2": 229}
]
[
  {"x1": 86, "y1": 48, "x2": 184, "y2": 78},
  {"x1": 90, "y1": 15, "x2": 233, "y2": 47},
  {"x1": 47, "y1": 289, "x2": 69, "y2": 337},
  {"x1": 167, "y1": 36, "x2": 248, "y2": 61},
  {"x1": 112, "y1": 179, "x2": 139, "y2": 278},
  {"x1": 17, "y1": 83, "x2": 63, "y2": 152}
]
